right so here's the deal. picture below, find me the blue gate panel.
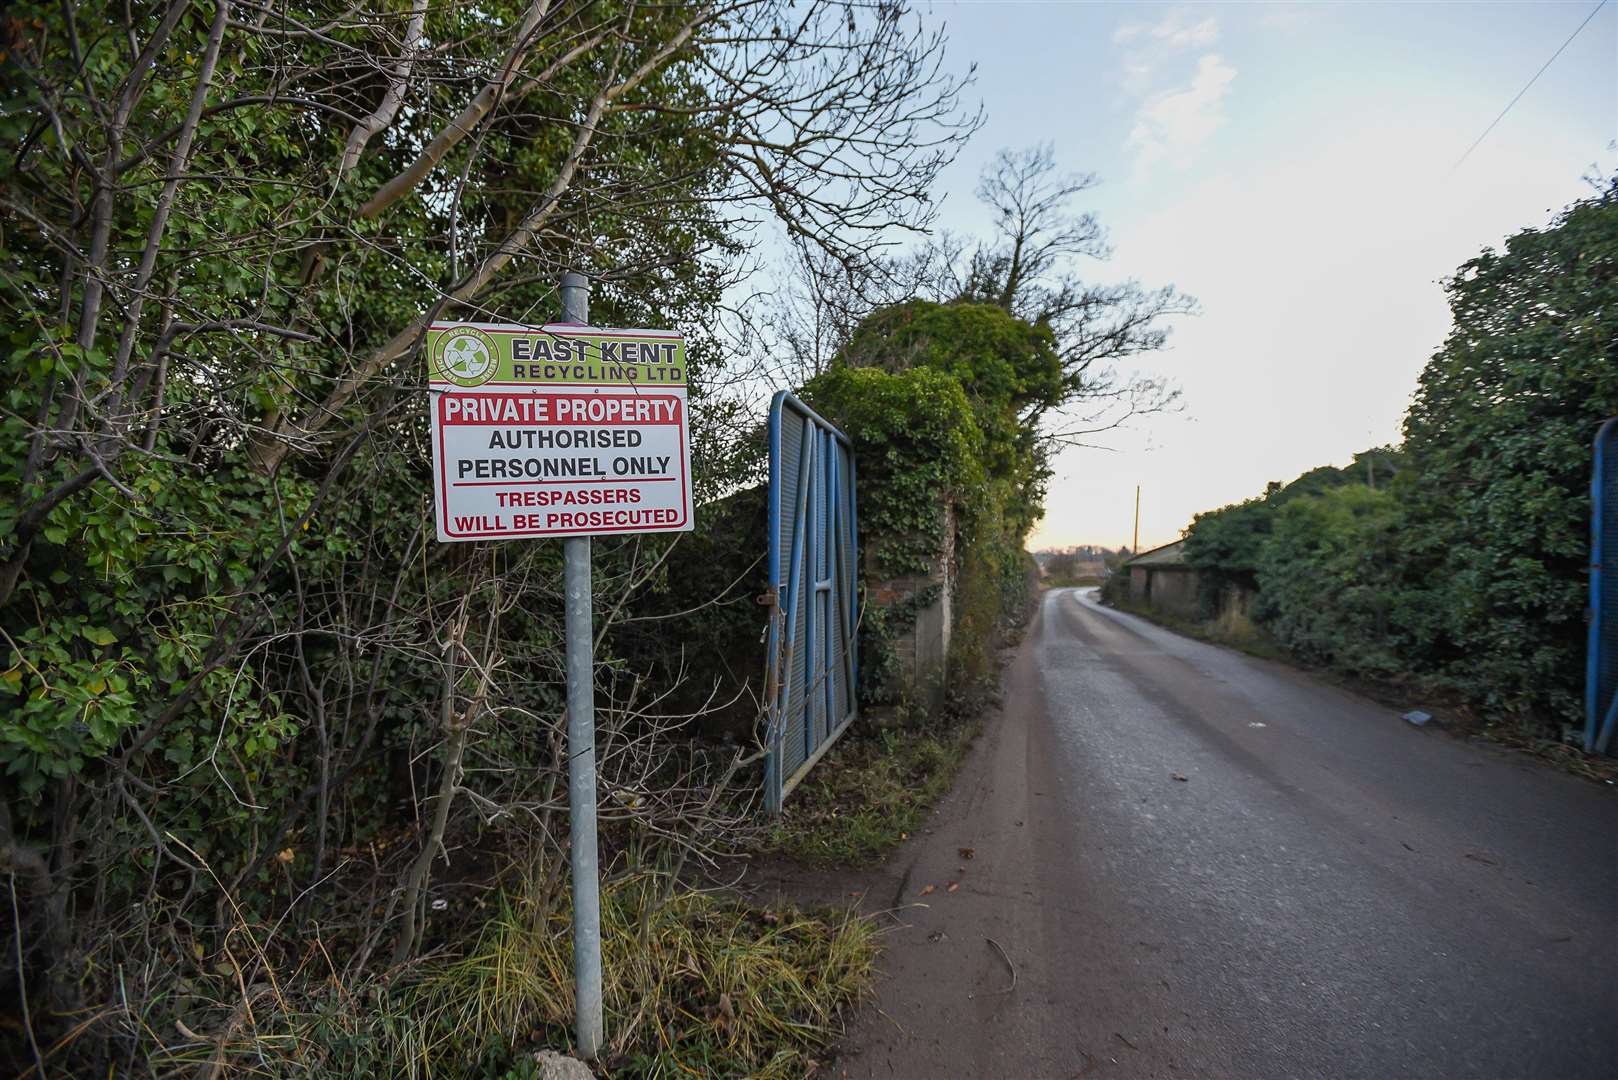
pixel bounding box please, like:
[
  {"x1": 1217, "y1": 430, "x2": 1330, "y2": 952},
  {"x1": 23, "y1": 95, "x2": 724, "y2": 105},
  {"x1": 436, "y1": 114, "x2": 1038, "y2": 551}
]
[
  {"x1": 766, "y1": 392, "x2": 858, "y2": 811},
  {"x1": 1588, "y1": 417, "x2": 1618, "y2": 753}
]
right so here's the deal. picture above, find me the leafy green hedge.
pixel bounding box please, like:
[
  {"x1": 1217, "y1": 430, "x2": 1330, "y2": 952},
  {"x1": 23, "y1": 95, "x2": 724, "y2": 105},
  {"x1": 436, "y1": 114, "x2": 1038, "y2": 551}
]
[
  {"x1": 803, "y1": 301, "x2": 1052, "y2": 704},
  {"x1": 802, "y1": 365, "x2": 983, "y2": 577},
  {"x1": 1183, "y1": 180, "x2": 1618, "y2": 736},
  {"x1": 1252, "y1": 485, "x2": 1408, "y2": 679}
]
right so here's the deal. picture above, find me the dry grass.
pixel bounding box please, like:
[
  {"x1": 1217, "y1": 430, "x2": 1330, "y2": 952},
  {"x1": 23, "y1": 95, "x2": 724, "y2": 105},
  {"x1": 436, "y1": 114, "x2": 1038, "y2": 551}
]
[
  {"x1": 768, "y1": 716, "x2": 981, "y2": 868},
  {"x1": 123, "y1": 870, "x2": 876, "y2": 1079},
  {"x1": 1107, "y1": 593, "x2": 1288, "y2": 662},
  {"x1": 392, "y1": 870, "x2": 875, "y2": 1078}
]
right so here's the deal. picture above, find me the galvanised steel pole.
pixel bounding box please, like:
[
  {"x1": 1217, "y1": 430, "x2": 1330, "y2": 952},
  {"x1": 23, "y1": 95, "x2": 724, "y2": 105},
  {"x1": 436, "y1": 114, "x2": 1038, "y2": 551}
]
[{"x1": 559, "y1": 271, "x2": 604, "y2": 1058}]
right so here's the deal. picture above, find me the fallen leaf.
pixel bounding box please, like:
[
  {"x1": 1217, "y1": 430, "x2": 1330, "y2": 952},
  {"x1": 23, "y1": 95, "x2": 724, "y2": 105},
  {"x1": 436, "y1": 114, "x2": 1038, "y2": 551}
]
[
  {"x1": 918, "y1": 884, "x2": 936, "y2": 896},
  {"x1": 946, "y1": 882, "x2": 959, "y2": 893},
  {"x1": 958, "y1": 847, "x2": 975, "y2": 860},
  {"x1": 276, "y1": 848, "x2": 295, "y2": 863},
  {"x1": 1171, "y1": 773, "x2": 1188, "y2": 782}
]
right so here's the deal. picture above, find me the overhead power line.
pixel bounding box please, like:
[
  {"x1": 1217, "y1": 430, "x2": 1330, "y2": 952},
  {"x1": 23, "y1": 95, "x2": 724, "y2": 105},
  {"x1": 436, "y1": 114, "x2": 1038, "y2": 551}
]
[{"x1": 1451, "y1": 0, "x2": 1609, "y2": 173}]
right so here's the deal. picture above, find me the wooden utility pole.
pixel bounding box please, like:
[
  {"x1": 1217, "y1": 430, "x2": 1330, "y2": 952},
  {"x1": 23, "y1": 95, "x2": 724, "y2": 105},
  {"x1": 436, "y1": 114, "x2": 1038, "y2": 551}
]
[{"x1": 1133, "y1": 485, "x2": 1141, "y2": 555}]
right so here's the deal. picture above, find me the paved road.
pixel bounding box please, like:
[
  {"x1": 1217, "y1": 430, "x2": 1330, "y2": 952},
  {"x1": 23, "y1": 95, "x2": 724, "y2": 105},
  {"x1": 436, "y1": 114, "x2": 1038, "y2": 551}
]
[{"x1": 835, "y1": 588, "x2": 1618, "y2": 1079}]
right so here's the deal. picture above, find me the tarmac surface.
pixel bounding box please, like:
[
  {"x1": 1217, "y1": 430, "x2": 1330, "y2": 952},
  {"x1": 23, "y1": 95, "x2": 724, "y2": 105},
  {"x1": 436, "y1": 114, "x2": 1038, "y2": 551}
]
[{"x1": 831, "y1": 588, "x2": 1618, "y2": 1079}]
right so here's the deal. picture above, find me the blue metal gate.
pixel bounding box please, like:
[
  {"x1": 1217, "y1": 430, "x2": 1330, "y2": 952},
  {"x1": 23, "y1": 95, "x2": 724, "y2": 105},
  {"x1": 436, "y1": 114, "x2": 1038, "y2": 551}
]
[
  {"x1": 764, "y1": 391, "x2": 858, "y2": 812},
  {"x1": 1587, "y1": 417, "x2": 1618, "y2": 753}
]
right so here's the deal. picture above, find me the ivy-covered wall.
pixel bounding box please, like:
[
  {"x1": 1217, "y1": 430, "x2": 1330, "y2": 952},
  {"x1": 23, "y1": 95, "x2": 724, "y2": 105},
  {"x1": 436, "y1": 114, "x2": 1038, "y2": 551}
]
[{"x1": 804, "y1": 300, "x2": 1055, "y2": 708}]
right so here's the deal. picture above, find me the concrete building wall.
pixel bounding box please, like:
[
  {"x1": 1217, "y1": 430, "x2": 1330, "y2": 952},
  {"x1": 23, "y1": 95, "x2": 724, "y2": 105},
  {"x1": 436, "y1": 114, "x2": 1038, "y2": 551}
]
[
  {"x1": 1124, "y1": 561, "x2": 1202, "y2": 619},
  {"x1": 1146, "y1": 568, "x2": 1200, "y2": 618}
]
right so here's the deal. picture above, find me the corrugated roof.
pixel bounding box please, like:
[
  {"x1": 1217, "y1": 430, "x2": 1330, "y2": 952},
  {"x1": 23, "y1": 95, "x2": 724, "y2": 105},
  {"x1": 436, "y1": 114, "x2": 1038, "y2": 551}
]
[{"x1": 1123, "y1": 539, "x2": 1187, "y2": 567}]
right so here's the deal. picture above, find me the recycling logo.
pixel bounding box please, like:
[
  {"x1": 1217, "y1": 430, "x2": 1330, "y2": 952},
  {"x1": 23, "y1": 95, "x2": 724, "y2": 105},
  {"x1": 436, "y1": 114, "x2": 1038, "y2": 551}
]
[{"x1": 433, "y1": 326, "x2": 500, "y2": 387}]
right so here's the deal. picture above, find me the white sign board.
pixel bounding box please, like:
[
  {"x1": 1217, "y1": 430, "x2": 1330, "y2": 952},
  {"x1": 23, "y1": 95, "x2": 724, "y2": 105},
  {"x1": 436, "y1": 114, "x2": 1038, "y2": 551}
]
[{"x1": 427, "y1": 322, "x2": 693, "y2": 542}]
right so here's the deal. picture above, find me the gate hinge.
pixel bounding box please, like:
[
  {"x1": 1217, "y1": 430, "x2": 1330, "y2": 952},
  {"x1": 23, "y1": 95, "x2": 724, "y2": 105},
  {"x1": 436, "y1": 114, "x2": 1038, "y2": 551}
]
[{"x1": 756, "y1": 590, "x2": 779, "y2": 608}]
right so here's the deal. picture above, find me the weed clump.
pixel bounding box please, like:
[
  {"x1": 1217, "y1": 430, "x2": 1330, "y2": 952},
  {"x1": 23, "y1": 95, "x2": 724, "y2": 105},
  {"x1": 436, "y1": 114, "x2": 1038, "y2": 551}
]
[
  {"x1": 376, "y1": 873, "x2": 874, "y2": 1077},
  {"x1": 769, "y1": 714, "x2": 981, "y2": 867},
  {"x1": 126, "y1": 872, "x2": 875, "y2": 1079}
]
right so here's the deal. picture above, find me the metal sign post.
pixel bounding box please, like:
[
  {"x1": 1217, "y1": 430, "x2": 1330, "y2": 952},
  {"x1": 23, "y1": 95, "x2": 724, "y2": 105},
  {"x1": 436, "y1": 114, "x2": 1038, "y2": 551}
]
[
  {"x1": 559, "y1": 271, "x2": 603, "y2": 1058},
  {"x1": 424, "y1": 272, "x2": 694, "y2": 1060}
]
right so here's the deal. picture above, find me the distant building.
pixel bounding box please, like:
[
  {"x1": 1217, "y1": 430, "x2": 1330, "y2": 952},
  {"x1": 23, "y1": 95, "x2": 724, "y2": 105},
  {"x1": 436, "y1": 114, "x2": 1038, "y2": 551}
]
[{"x1": 1122, "y1": 539, "x2": 1199, "y2": 618}]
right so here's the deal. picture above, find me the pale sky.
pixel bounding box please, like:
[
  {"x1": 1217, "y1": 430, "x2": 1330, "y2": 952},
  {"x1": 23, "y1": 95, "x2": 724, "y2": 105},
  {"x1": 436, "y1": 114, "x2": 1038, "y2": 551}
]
[{"x1": 915, "y1": 1, "x2": 1616, "y2": 551}]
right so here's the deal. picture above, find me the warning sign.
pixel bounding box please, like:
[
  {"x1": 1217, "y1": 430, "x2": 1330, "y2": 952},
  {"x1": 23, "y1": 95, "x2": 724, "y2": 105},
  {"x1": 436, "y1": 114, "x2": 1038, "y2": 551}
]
[{"x1": 428, "y1": 322, "x2": 693, "y2": 541}]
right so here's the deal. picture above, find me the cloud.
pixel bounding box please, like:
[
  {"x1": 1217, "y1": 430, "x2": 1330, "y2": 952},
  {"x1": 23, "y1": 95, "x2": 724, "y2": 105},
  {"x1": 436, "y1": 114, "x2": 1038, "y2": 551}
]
[
  {"x1": 1114, "y1": 9, "x2": 1219, "y2": 50},
  {"x1": 1125, "y1": 53, "x2": 1238, "y2": 173},
  {"x1": 1112, "y1": 7, "x2": 1236, "y2": 172},
  {"x1": 1113, "y1": 8, "x2": 1220, "y2": 95}
]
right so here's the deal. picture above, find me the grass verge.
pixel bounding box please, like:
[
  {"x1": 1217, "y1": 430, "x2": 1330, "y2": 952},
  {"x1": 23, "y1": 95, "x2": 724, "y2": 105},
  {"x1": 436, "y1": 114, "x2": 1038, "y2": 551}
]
[
  {"x1": 143, "y1": 872, "x2": 877, "y2": 1079},
  {"x1": 1098, "y1": 591, "x2": 1618, "y2": 784},
  {"x1": 1101, "y1": 591, "x2": 1289, "y2": 663},
  {"x1": 767, "y1": 711, "x2": 982, "y2": 868}
]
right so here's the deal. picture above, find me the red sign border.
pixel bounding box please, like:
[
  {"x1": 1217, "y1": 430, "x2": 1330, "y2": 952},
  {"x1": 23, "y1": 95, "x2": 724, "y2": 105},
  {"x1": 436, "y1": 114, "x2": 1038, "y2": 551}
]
[{"x1": 433, "y1": 387, "x2": 692, "y2": 540}]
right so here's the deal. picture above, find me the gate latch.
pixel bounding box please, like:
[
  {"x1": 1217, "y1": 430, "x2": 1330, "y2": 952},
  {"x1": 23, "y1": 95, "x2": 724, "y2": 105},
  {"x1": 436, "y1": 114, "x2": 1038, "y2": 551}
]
[{"x1": 757, "y1": 590, "x2": 779, "y2": 643}]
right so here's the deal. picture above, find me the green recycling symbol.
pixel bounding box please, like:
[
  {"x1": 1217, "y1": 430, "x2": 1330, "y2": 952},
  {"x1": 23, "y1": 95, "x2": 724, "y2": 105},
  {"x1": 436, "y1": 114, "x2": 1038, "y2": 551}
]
[{"x1": 434, "y1": 327, "x2": 499, "y2": 386}]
